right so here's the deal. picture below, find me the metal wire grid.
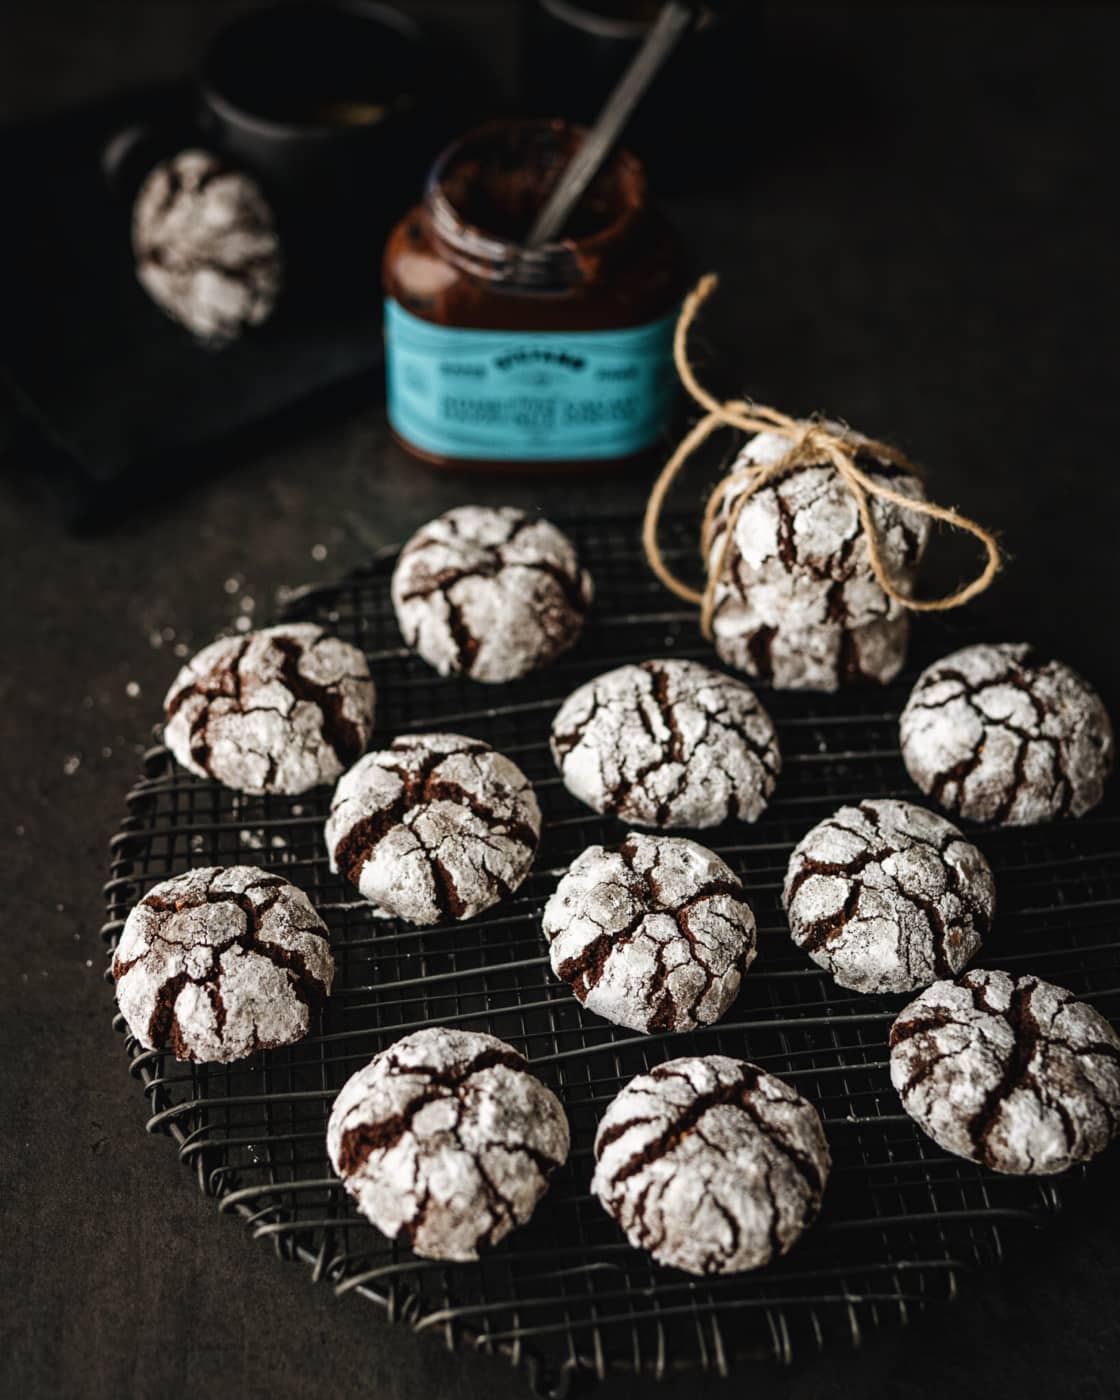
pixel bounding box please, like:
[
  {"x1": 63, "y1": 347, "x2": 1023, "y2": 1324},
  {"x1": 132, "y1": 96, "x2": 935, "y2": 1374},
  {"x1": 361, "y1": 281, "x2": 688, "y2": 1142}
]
[{"x1": 101, "y1": 516, "x2": 1120, "y2": 1397}]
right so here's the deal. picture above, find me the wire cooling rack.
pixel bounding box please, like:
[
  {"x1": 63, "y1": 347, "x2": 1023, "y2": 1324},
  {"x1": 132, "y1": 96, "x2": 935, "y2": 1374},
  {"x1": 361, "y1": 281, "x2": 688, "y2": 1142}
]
[{"x1": 102, "y1": 516, "x2": 1120, "y2": 1397}]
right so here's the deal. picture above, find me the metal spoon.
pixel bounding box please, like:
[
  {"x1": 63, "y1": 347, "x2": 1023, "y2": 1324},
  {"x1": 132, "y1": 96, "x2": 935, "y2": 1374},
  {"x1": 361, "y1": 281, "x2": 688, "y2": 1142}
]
[{"x1": 525, "y1": 0, "x2": 696, "y2": 248}]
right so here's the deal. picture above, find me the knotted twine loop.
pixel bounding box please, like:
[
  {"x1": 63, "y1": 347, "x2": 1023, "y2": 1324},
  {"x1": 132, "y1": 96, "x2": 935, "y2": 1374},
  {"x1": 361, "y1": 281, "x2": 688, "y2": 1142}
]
[{"x1": 641, "y1": 274, "x2": 1002, "y2": 640}]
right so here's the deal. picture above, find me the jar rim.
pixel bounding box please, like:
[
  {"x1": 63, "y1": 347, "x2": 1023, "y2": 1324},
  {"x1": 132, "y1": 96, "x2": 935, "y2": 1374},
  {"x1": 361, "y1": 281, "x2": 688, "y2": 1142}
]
[{"x1": 423, "y1": 118, "x2": 650, "y2": 287}]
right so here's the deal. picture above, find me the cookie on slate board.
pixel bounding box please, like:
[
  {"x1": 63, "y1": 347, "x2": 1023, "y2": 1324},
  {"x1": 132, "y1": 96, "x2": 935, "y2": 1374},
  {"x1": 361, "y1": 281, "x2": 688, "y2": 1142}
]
[
  {"x1": 899, "y1": 642, "x2": 1114, "y2": 825},
  {"x1": 705, "y1": 426, "x2": 930, "y2": 692},
  {"x1": 391, "y1": 506, "x2": 593, "y2": 683},
  {"x1": 550, "y1": 659, "x2": 780, "y2": 829},
  {"x1": 132, "y1": 149, "x2": 283, "y2": 343},
  {"x1": 112, "y1": 865, "x2": 333, "y2": 1064},
  {"x1": 325, "y1": 733, "x2": 540, "y2": 925},
  {"x1": 327, "y1": 1028, "x2": 570, "y2": 1261},
  {"x1": 890, "y1": 969, "x2": 1120, "y2": 1174},
  {"x1": 164, "y1": 623, "x2": 376, "y2": 796},
  {"x1": 782, "y1": 798, "x2": 994, "y2": 995},
  {"x1": 542, "y1": 833, "x2": 756, "y2": 1033},
  {"x1": 592, "y1": 1056, "x2": 830, "y2": 1275}
]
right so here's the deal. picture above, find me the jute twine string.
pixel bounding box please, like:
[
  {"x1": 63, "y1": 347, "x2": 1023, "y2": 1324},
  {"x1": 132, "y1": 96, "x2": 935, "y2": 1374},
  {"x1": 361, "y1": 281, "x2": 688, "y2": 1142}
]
[{"x1": 641, "y1": 274, "x2": 1002, "y2": 640}]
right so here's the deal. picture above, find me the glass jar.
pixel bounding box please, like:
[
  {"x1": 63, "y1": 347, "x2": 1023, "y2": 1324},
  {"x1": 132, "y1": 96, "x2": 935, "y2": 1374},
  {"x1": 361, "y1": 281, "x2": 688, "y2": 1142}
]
[{"x1": 382, "y1": 119, "x2": 686, "y2": 469}]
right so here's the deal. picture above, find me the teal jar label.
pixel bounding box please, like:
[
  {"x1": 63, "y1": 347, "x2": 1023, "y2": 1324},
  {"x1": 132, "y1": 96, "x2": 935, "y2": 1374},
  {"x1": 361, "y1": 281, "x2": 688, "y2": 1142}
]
[{"x1": 384, "y1": 298, "x2": 677, "y2": 462}]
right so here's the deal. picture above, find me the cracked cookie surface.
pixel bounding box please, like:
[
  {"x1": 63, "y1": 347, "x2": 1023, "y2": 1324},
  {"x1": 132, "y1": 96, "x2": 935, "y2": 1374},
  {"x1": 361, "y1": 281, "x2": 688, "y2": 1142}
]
[
  {"x1": 164, "y1": 622, "x2": 376, "y2": 796},
  {"x1": 132, "y1": 149, "x2": 282, "y2": 343},
  {"x1": 890, "y1": 969, "x2": 1120, "y2": 1174},
  {"x1": 325, "y1": 733, "x2": 541, "y2": 925},
  {"x1": 783, "y1": 798, "x2": 993, "y2": 995},
  {"x1": 550, "y1": 659, "x2": 780, "y2": 829},
  {"x1": 391, "y1": 506, "x2": 593, "y2": 683},
  {"x1": 543, "y1": 834, "x2": 756, "y2": 1033},
  {"x1": 592, "y1": 1055, "x2": 830, "y2": 1275},
  {"x1": 327, "y1": 1027, "x2": 570, "y2": 1260},
  {"x1": 112, "y1": 865, "x2": 333, "y2": 1064},
  {"x1": 900, "y1": 642, "x2": 1114, "y2": 825},
  {"x1": 706, "y1": 427, "x2": 930, "y2": 691}
]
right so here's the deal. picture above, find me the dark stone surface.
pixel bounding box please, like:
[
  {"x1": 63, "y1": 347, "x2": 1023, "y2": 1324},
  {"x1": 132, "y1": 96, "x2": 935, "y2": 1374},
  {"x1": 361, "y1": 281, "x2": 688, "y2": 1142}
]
[{"x1": 3, "y1": 3, "x2": 1120, "y2": 1398}]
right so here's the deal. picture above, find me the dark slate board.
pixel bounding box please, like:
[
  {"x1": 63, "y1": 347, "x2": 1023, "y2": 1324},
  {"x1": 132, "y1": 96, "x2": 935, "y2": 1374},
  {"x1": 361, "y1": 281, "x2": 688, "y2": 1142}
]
[{"x1": 0, "y1": 85, "x2": 389, "y2": 528}]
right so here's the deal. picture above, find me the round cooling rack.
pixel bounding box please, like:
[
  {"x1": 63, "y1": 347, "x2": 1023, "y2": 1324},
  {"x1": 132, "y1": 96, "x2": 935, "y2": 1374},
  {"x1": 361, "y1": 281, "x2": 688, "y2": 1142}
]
[{"x1": 102, "y1": 515, "x2": 1120, "y2": 1398}]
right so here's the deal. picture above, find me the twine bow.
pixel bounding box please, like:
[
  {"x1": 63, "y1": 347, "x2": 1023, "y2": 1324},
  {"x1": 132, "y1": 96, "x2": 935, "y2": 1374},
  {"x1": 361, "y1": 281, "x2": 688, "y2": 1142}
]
[{"x1": 642, "y1": 274, "x2": 1002, "y2": 639}]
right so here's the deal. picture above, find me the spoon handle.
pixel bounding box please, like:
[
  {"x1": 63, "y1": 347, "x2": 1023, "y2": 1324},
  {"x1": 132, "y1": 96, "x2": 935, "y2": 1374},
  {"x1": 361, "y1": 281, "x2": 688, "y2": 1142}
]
[{"x1": 525, "y1": 1, "x2": 695, "y2": 248}]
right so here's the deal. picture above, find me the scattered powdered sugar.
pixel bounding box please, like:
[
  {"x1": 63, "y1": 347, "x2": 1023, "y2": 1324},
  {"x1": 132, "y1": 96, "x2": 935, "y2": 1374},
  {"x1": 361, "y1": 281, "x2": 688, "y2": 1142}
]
[
  {"x1": 783, "y1": 798, "x2": 994, "y2": 994},
  {"x1": 327, "y1": 1027, "x2": 569, "y2": 1260},
  {"x1": 900, "y1": 642, "x2": 1114, "y2": 825},
  {"x1": 163, "y1": 622, "x2": 376, "y2": 796},
  {"x1": 890, "y1": 969, "x2": 1120, "y2": 1174},
  {"x1": 706, "y1": 426, "x2": 930, "y2": 692},
  {"x1": 551, "y1": 658, "x2": 780, "y2": 829},
  {"x1": 112, "y1": 865, "x2": 334, "y2": 1064},
  {"x1": 543, "y1": 834, "x2": 756, "y2": 1033},
  {"x1": 592, "y1": 1055, "x2": 830, "y2": 1275},
  {"x1": 391, "y1": 506, "x2": 593, "y2": 683},
  {"x1": 325, "y1": 733, "x2": 540, "y2": 926}
]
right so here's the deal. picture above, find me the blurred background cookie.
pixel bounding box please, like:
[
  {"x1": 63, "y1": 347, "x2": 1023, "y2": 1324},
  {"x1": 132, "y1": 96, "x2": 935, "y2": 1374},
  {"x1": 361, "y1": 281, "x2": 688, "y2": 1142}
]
[{"x1": 132, "y1": 148, "x2": 283, "y2": 343}]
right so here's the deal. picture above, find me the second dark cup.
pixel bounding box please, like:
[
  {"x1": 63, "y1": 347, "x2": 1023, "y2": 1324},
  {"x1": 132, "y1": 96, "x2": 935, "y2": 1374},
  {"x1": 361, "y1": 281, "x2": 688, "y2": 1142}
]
[{"x1": 198, "y1": 1, "x2": 454, "y2": 303}]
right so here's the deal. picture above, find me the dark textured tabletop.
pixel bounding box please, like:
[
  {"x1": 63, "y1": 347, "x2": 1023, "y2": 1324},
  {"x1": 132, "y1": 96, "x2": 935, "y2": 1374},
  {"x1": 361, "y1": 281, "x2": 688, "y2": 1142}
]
[{"x1": 3, "y1": 4, "x2": 1120, "y2": 1397}]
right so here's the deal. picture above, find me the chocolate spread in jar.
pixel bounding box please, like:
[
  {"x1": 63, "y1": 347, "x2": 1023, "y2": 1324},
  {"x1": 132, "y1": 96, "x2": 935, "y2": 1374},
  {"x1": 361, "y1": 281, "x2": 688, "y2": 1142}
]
[{"x1": 383, "y1": 119, "x2": 685, "y2": 470}]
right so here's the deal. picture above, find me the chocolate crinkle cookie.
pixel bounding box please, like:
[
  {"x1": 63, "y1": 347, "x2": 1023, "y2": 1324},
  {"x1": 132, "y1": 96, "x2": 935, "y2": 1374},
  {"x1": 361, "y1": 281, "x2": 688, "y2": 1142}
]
[
  {"x1": 890, "y1": 969, "x2": 1120, "y2": 1174},
  {"x1": 783, "y1": 798, "x2": 994, "y2": 995},
  {"x1": 592, "y1": 1056, "x2": 830, "y2": 1275},
  {"x1": 706, "y1": 427, "x2": 930, "y2": 692},
  {"x1": 112, "y1": 866, "x2": 333, "y2": 1064},
  {"x1": 327, "y1": 1028, "x2": 570, "y2": 1260},
  {"x1": 551, "y1": 659, "x2": 780, "y2": 829},
  {"x1": 132, "y1": 149, "x2": 283, "y2": 343},
  {"x1": 899, "y1": 642, "x2": 1114, "y2": 825},
  {"x1": 391, "y1": 506, "x2": 593, "y2": 683},
  {"x1": 325, "y1": 733, "x2": 541, "y2": 925},
  {"x1": 542, "y1": 834, "x2": 756, "y2": 1033},
  {"x1": 164, "y1": 623, "x2": 376, "y2": 796}
]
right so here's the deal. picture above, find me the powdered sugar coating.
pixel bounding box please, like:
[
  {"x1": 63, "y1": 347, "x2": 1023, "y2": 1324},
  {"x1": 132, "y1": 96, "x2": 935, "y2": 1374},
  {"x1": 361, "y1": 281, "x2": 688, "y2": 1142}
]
[
  {"x1": 112, "y1": 865, "x2": 333, "y2": 1064},
  {"x1": 132, "y1": 149, "x2": 282, "y2": 343},
  {"x1": 327, "y1": 1028, "x2": 570, "y2": 1260},
  {"x1": 890, "y1": 969, "x2": 1120, "y2": 1174},
  {"x1": 783, "y1": 798, "x2": 993, "y2": 995},
  {"x1": 164, "y1": 623, "x2": 376, "y2": 796},
  {"x1": 706, "y1": 427, "x2": 930, "y2": 692},
  {"x1": 325, "y1": 733, "x2": 541, "y2": 925},
  {"x1": 592, "y1": 1055, "x2": 830, "y2": 1275},
  {"x1": 392, "y1": 506, "x2": 593, "y2": 683},
  {"x1": 551, "y1": 659, "x2": 780, "y2": 829},
  {"x1": 900, "y1": 642, "x2": 1114, "y2": 825},
  {"x1": 543, "y1": 834, "x2": 756, "y2": 1033}
]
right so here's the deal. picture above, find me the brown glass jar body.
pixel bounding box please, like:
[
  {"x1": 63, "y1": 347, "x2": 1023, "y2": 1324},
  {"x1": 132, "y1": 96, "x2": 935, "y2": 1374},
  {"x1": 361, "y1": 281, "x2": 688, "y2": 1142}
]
[{"x1": 382, "y1": 119, "x2": 685, "y2": 470}]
